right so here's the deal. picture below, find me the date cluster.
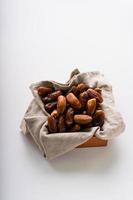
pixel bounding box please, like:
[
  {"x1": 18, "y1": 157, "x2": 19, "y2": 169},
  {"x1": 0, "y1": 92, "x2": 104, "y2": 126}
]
[{"x1": 37, "y1": 83, "x2": 105, "y2": 133}]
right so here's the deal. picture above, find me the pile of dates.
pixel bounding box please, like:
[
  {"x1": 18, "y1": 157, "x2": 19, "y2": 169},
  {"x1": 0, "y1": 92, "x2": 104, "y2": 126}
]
[{"x1": 37, "y1": 83, "x2": 105, "y2": 133}]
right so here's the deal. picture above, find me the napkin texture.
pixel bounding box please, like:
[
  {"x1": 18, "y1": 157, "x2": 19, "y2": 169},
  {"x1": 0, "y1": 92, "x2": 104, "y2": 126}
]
[{"x1": 20, "y1": 69, "x2": 125, "y2": 160}]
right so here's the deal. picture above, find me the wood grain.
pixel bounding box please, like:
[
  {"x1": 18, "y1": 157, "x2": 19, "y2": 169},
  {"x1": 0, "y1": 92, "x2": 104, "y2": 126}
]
[{"x1": 77, "y1": 136, "x2": 108, "y2": 148}]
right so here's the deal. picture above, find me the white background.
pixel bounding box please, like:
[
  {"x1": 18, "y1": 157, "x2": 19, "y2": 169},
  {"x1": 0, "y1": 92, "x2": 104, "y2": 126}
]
[{"x1": 0, "y1": 0, "x2": 133, "y2": 200}]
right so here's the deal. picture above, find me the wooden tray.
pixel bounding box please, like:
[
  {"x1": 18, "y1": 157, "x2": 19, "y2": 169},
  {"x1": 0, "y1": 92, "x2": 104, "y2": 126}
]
[{"x1": 77, "y1": 136, "x2": 108, "y2": 148}]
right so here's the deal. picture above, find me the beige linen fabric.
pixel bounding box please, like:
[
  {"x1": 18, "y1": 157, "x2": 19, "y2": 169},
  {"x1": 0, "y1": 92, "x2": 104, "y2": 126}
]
[{"x1": 20, "y1": 69, "x2": 125, "y2": 160}]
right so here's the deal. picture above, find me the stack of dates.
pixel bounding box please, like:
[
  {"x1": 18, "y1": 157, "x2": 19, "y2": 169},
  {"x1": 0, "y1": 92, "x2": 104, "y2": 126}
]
[{"x1": 37, "y1": 83, "x2": 105, "y2": 133}]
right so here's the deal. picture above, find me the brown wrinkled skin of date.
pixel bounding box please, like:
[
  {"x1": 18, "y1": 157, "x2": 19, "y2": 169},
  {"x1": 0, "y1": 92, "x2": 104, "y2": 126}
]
[
  {"x1": 93, "y1": 110, "x2": 105, "y2": 126},
  {"x1": 51, "y1": 109, "x2": 58, "y2": 118},
  {"x1": 96, "y1": 103, "x2": 102, "y2": 110},
  {"x1": 74, "y1": 114, "x2": 92, "y2": 125},
  {"x1": 77, "y1": 83, "x2": 89, "y2": 93},
  {"x1": 79, "y1": 91, "x2": 89, "y2": 108},
  {"x1": 67, "y1": 85, "x2": 79, "y2": 96},
  {"x1": 86, "y1": 98, "x2": 96, "y2": 115},
  {"x1": 66, "y1": 93, "x2": 81, "y2": 109},
  {"x1": 58, "y1": 115, "x2": 66, "y2": 132},
  {"x1": 65, "y1": 107, "x2": 74, "y2": 127},
  {"x1": 94, "y1": 87, "x2": 102, "y2": 94},
  {"x1": 87, "y1": 88, "x2": 103, "y2": 103},
  {"x1": 45, "y1": 102, "x2": 57, "y2": 112},
  {"x1": 57, "y1": 95, "x2": 66, "y2": 114},
  {"x1": 43, "y1": 90, "x2": 62, "y2": 103},
  {"x1": 37, "y1": 86, "x2": 52, "y2": 97},
  {"x1": 48, "y1": 116, "x2": 57, "y2": 133}
]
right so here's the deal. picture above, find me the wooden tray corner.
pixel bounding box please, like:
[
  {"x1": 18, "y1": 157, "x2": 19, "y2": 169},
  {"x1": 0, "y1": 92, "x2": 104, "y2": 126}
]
[{"x1": 77, "y1": 136, "x2": 108, "y2": 148}]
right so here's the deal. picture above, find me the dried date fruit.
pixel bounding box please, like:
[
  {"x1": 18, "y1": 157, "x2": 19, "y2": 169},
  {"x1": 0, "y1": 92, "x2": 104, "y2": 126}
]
[
  {"x1": 67, "y1": 85, "x2": 79, "y2": 96},
  {"x1": 94, "y1": 87, "x2": 102, "y2": 94},
  {"x1": 66, "y1": 93, "x2": 81, "y2": 109},
  {"x1": 58, "y1": 115, "x2": 66, "y2": 132},
  {"x1": 42, "y1": 96, "x2": 52, "y2": 103},
  {"x1": 79, "y1": 91, "x2": 89, "y2": 108},
  {"x1": 93, "y1": 110, "x2": 105, "y2": 126},
  {"x1": 51, "y1": 109, "x2": 59, "y2": 118},
  {"x1": 74, "y1": 114, "x2": 92, "y2": 125},
  {"x1": 81, "y1": 122, "x2": 93, "y2": 130},
  {"x1": 69, "y1": 124, "x2": 81, "y2": 132},
  {"x1": 48, "y1": 116, "x2": 57, "y2": 133},
  {"x1": 39, "y1": 82, "x2": 105, "y2": 134},
  {"x1": 45, "y1": 102, "x2": 57, "y2": 112},
  {"x1": 77, "y1": 83, "x2": 88, "y2": 93},
  {"x1": 37, "y1": 86, "x2": 52, "y2": 97},
  {"x1": 96, "y1": 103, "x2": 102, "y2": 110},
  {"x1": 57, "y1": 95, "x2": 66, "y2": 114},
  {"x1": 86, "y1": 98, "x2": 96, "y2": 115},
  {"x1": 87, "y1": 88, "x2": 103, "y2": 103},
  {"x1": 43, "y1": 90, "x2": 62, "y2": 103},
  {"x1": 65, "y1": 107, "x2": 74, "y2": 127}
]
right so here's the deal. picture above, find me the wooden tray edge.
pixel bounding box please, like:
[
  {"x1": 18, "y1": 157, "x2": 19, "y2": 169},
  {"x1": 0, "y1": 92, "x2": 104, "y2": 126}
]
[{"x1": 77, "y1": 136, "x2": 108, "y2": 148}]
